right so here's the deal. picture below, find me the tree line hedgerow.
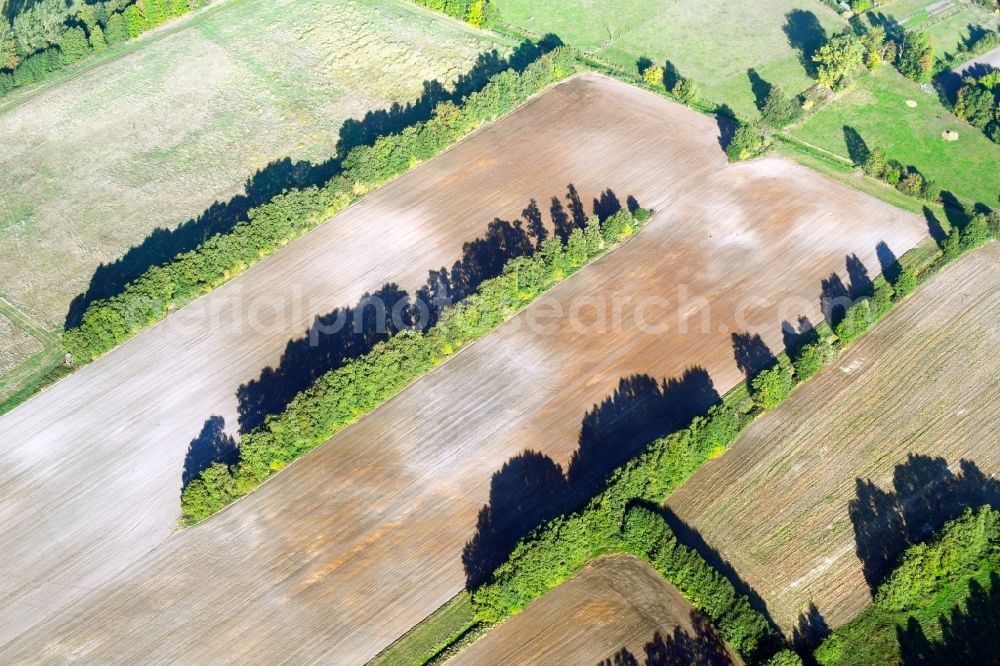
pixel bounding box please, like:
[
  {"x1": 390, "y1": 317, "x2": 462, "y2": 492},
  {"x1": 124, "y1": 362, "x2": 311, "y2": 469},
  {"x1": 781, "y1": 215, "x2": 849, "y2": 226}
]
[
  {"x1": 0, "y1": 0, "x2": 208, "y2": 98},
  {"x1": 814, "y1": 506, "x2": 1000, "y2": 665},
  {"x1": 62, "y1": 46, "x2": 577, "y2": 363},
  {"x1": 179, "y1": 206, "x2": 651, "y2": 524},
  {"x1": 465, "y1": 231, "x2": 999, "y2": 663}
]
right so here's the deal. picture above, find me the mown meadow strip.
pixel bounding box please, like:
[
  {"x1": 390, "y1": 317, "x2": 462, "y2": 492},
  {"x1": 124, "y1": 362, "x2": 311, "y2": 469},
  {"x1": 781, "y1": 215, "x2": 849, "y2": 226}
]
[{"x1": 180, "y1": 207, "x2": 651, "y2": 524}]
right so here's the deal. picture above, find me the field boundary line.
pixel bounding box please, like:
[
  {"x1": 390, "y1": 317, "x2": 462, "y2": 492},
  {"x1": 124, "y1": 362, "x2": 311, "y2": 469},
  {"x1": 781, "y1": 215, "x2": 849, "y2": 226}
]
[{"x1": 0, "y1": 296, "x2": 58, "y2": 344}]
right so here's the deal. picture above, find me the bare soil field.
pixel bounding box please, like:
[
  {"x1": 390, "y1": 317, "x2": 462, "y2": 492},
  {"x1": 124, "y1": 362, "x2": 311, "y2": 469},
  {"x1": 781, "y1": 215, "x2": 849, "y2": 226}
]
[
  {"x1": 453, "y1": 554, "x2": 737, "y2": 665},
  {"x1": 0, "y1": 0, "x2": 503, "y2": 371},
  {"x1": 0, "y1": 75, "x2": 926, "y2": 661},
  {"x1": 666, "y1": 243, "x2": 1000, "y2": 639}
]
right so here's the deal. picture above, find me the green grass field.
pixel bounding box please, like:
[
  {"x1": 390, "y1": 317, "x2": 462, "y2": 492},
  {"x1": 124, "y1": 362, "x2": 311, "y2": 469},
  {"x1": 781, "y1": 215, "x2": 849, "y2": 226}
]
[
  {"x1": 0, "y1": 0, "x2": 506, "y2": 404},
  {"x1": 790, "y1": 66, "x2": 1000, "y2": 207},
  {"x1": 494, "y1": 0, "x2": 844, "y2": 116}
]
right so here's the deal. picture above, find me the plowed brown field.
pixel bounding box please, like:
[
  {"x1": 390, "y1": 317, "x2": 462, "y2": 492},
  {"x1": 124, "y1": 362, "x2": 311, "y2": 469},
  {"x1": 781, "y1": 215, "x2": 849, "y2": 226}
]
[
  {"x1": 667, "y1": 243, "x2": 1000, "y2": 638},
  {"x1": 0, "y1": 74, "x2": 926, "y2": 661},
  {"x1": 453, "y1": 554, "x2": 737, "y2": 665}
]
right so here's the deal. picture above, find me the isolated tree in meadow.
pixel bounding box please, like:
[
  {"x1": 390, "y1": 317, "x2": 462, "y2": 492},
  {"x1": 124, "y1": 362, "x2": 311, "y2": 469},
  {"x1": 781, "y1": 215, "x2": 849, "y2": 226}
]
[
  {"x1": 0, "y1": 18, "x2": 18, "y2": 70},
  {"x1": 760, "y1": 84, "x2": 802, "y2": 127},
  {"x1": 898, "y1": 32, "x2": 934, "y2": 82},
  {"x1": 813, "y1": 33, "x2": 865, "y2": 89}
]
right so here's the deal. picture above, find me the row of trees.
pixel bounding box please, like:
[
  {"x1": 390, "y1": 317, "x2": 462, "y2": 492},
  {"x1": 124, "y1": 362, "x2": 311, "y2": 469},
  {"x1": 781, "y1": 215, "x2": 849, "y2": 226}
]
[
  {"x1": 410, "y1": 0, "x2": 493, "y2": 28},
  {"x1": 835, "y1": 208, "x2": 997, "y2": 348},
  {"x1": 814, "y1": 506, "x2": 1000, "y2": 665},
  {"x1": 0, "y1": 0, "x2": 206, "y2": 97},
  {"x1": 468, "y1": 200, "x2": 1000, "y2": 663},
  {"x1": 180, "y1": 207, "x2": 651, "y2": 524},
  {"x1": 955, "y1": 70, "x2": 1000, "y2": 143},
  {"x1": 63, "y1": 47, "x2": 578, "y2": 363},
  {"x1": 858, "y1": 145, "x2": 941, "y2": 202}
]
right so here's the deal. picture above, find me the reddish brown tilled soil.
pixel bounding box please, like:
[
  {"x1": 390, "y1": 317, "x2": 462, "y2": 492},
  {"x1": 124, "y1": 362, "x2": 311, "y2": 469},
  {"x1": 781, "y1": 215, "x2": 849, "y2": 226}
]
[
  {"x1": 0, "y1": 74, "x2": 926, "y2": 661},
  {"x1": 666, "y1": 243, "x2": 1000, "y2": 636},
  {"x1": 452, "y1": 554, "x2": 738, "y2": 666}
]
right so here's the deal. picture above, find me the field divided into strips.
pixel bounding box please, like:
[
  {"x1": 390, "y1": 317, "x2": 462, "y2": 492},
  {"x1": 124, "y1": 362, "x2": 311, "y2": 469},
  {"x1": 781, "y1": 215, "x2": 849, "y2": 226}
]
[
  {"x1": 0, "y1": 0, "x2": 506, "y2": 397},
  {"x1": 493, "y1": 0, "x2": 844, "y2": 116},
  {"x1": 666, "y1": 242, "x2": 1000, "y2": 637},
  {"x1": 453, "y1": 555, "x2": 739, "y2": 665},
  {"x1": 0, "y1": 75, "x2": 926, "y2": 663}
]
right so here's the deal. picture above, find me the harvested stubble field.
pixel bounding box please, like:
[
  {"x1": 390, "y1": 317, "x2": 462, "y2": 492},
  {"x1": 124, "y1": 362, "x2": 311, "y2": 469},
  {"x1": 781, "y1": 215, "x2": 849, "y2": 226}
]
[
  {"x1": 0, "y1": 75, "x2": 926, "y2": 662},
  {"x1": 494, "y1": 0, "x2": 844, "y2": 116},
  {"x1": 0, "y1": 0, "x2": 504, "y2": 375},
  {"x1": 453, "y1": 554, "x2": 738, "y2": 665},
  {"x1": 666, "y1": 242, "x2": 1000, "y2": 637}
]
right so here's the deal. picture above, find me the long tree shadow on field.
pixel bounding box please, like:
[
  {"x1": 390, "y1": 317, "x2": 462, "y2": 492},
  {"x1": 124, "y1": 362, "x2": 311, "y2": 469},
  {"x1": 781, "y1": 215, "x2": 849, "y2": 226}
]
[
  {"x1": 819, "y1": 250, "x2": 885, "y2": 326},
  {"x1": 896, "y1": 572, "x2": 1000, "y2": 665},
  {"x1": 235, "y1": 184, "x2": 625, "y2": 433},
  {"x1": 783, "y1": 10, "x2": 827, "y2": 78},
  {"x1": 63, "y1": 38, "x2": 558, "y2": 329},
  {"x1": 842, "y1": 126, "x2": 869, "y2": 166},
  {"x1": 598, "y1": 615, "x2": 735, "y2": 666},
  {"x1": 747, "y1": 68, "x2": 773, "y2": 113},
  {"x1": 182, "y1": 415, "x2": 239, "y2": 490},
  {"x1": 849, "y1": 454, "x2": 1000, "y2": 596},
  {"x1": 462, "y1": 368, "x2": 722, "y2": 588}
]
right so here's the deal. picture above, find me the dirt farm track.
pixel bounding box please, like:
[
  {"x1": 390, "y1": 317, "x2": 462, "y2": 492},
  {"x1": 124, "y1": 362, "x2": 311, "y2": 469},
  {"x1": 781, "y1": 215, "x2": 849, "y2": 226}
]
[
  {"x1": 454, "y1": 554, "x2": 738, "y2": 665},
  {"x1": 0, "y1": 74, "x2": 926, "y2": 660},
  {"x1": 668, "y1": 243, "x2": 1000, "y2": 637}
]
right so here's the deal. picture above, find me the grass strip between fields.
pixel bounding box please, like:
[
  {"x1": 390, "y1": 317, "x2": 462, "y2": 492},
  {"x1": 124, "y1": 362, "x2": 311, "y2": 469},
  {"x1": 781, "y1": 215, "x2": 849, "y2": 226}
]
[{"x1": 370, "y1": 218, "x2": 996, "y2": 665}]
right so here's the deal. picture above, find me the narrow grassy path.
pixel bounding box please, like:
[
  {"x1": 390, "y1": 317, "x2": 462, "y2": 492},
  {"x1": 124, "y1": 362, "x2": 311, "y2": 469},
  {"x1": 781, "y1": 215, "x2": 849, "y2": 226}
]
[{"x1": 0, "y1": 297, "x2": 65, "y2": 416}]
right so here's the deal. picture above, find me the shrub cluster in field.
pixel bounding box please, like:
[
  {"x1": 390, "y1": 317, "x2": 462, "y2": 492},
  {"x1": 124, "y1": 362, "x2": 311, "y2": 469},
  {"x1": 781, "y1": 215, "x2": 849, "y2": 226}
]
[
  {"x1": 410, "y1": 0, "x2": 494, "y2": 28},
  {"x1": 0, "y1": 0, "x2": 207, "y2": 97},
  {"x1": 62, "y1": 46, "x2": 577, "y2": 363},
  {"x1": 812, "y1": 25, "x2": 935, "y2": 90},
  {"x1": 815, "y1": 506, "x2": 1000, "y2": 666},
  {"x1": 180, "y1": 206, "x2": 650, "y2": 524},
  {"x1": 856, "y1": 145, "x2": 941, "y2": 202},
  {"x1": 955, "y1": 69, "x2": 1000, "y2": 144}
]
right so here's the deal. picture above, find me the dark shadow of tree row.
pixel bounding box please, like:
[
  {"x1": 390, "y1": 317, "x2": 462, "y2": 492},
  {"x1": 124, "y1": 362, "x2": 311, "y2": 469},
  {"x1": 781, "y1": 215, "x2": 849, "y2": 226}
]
[
  {"x1": 462, "y1": 367, "x2": 722, "y2": 588},
  {"x1": 896, "y1": 571, "x2": 1000, "y2": 665},
  {"x1": 850, "y1": 454, "x2": 1000, "y2": 596},
  {"x1": 598, "y1": 614, "x2": 735, "y2": 666},
  {"x1": 182, "y1": 184, "x2": 633, "y2": 489},
  {"x1": 64, "y1": 38, "x2": 557, "y2": 329},
  {"x1": 235, "y1": 184, "x2": 628, "y2": 434}
]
